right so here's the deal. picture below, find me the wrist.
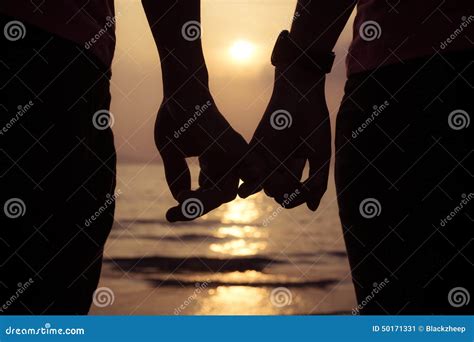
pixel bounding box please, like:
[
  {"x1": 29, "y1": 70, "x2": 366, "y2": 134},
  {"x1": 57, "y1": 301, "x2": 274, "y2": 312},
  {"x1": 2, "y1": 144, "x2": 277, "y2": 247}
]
[
  {"x1": 271, "y1": 30, "x2": 335, "y2": 74},
  {"x1": 161, "y1": 67, "x2": 209, "y2": 98},
  {"x1": 160, "y1": 56, "x2": 210, "y2": 98},
  {"x1": 158, "y1": 41, "x2": 210, "y2": 94},
  {"x1": 274, "y1": 65, "x2": 326, "y2": 95}
]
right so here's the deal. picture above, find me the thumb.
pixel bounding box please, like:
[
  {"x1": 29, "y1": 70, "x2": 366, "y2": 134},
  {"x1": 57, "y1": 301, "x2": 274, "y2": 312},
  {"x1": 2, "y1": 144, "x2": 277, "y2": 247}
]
[
  {"x1": 237, "y1": 150, "x2": 265, "y2": 198},
  {"x1": 304, "y1": 154, "x2": 330, "y2": 212}
]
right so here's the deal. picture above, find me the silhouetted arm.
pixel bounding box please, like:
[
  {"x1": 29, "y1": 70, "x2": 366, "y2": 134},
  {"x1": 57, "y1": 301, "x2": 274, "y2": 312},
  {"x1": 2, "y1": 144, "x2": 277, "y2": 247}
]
[
  {"x1": 141, "y1": 0, "x2": 209, "y2": 96},
  {"x1": 141, "y1": 0, "x2": 248, "y2": 222},
  {"x1": 239, "y1": 0, "x2": 356, "y2": 211},
  {"x1": 290, "y1": 0, "x2": 356, "y2": 52}
]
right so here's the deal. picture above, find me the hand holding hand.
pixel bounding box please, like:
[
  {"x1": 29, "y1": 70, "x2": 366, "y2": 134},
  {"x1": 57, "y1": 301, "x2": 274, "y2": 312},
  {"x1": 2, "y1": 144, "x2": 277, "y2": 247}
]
[
  {"x1": 155, "y1": 85, "x2": 248, "y2": 222},
  {"x1": 239, "y1": 66, "x2": 331, "y2": 211}
]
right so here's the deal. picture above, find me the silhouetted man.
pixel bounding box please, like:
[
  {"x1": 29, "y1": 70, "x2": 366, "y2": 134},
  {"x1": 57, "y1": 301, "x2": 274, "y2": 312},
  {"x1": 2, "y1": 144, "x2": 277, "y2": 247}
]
[{"x1": 240, "y1": 0, "x2": 474, "y2": 314}]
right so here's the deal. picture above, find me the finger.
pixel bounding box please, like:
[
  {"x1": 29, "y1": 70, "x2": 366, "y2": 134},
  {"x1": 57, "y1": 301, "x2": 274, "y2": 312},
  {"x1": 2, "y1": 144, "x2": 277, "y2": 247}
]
[
  {"x1": 167, "y1": 155, "x2": 240, "y2": 222},
  {"x1": 303, "y1": 163, "x2": 329, "y2": 211},
  {"x1": 233, "y1": 134, "x2": 266, "y2": 198},
  {"x1": 285, "y1": 157, "x2": 306, "y2": 182},
  {"x1": 238, "y1": 150, "x2": 265, "y2": 198},
  {"x1": 160, "y1": 148, "x2": 191, "y2": 201},
  {"x1": 263, "y1": 157, "x2": 305, "y2": 205},
  {"x1": 238, "y1": 181, "x2": 263, "y2": 199},
  {"x1": 303, "y1": 133, "x2": 331, "y2": 211}
]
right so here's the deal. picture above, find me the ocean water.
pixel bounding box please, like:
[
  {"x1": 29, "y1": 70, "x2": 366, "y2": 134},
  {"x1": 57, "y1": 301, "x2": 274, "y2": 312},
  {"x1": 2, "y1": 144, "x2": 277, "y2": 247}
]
[{"x1": 92, "y1": 163, "x2": 356, "y2": 315}]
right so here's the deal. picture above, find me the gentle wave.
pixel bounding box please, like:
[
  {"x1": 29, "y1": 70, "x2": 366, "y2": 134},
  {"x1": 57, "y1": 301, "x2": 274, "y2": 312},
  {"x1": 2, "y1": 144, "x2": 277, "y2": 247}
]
[
  {"x1": 292, "y1": 251, "x2": 348, "y2": 259},
  {"x1": 115, "y1": 218, "x2": 254, "y2": 227},
  {"x1": 105, "y1": 255, "x2": 283, "y2": 273},
  {"x1": 119, "y1": 234, "x2": 230, "y2": 243},
  {"x1": 146, "y1": 278, "x2": 340, "y2": 289}
]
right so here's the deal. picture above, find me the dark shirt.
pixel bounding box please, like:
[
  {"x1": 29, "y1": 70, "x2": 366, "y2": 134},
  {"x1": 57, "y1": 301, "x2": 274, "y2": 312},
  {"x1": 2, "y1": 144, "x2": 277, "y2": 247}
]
[
  {"x1": 0, "y1": 1, "x2": 116, "y2": 67},
  {"x1": 347, "y1": 0, "x2": 473, "y2": 74}
]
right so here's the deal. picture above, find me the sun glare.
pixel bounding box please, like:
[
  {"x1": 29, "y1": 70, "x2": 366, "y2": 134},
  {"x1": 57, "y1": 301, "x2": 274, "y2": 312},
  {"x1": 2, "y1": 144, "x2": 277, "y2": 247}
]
[{"x1": 229, "y1": 40, "x2": 255, "y2": 63}]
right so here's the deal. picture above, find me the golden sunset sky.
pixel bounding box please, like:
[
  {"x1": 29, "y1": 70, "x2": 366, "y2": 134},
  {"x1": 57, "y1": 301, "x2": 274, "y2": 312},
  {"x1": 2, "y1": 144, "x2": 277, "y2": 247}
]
[{"x1": 110, "y1": 0, "x2": 355, "y2": 162}]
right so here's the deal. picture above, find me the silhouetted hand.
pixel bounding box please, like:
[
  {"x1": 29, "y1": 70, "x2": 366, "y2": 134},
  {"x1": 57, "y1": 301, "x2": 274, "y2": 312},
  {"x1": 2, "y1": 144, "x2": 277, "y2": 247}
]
[
  {"x1": 239, "y1": 67, "x2": 331, "y2": 211},
  {"x1": 155, "y1": 87, "x2": 248, "y2": 222}
]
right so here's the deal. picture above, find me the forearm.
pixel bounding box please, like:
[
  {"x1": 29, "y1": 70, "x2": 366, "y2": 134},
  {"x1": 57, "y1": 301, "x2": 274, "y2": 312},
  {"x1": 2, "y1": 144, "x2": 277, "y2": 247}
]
[
  {"x1": 142, "y1": 0, "x2": 209, "y2": 97},
  {"x1": 290, "y1": 0, "x2": 357, "y2": 52}
]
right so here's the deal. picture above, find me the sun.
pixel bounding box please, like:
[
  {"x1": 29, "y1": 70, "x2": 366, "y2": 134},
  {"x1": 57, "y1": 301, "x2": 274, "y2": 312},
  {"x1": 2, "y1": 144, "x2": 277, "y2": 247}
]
[{"x1": 229, "y1": 40, "x2": 255, "y2": 63}]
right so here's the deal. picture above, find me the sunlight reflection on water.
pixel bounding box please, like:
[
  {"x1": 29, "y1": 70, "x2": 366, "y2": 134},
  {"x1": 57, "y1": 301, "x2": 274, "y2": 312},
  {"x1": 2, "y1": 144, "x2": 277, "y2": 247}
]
[
  {"x1": 220, "y1": 197, "x2": 261, "y2": 224},
  {"x1": 196, "y1": 286, "x2": 292, "y2": 315},
  {"x1": 216, "y1": 226, "x2": 268, "y2": 239},
  {"x1": 210, "y1": 239, "x2": 267, "y2": 256},
  {"x1": 210, "y1": 198, "x2": 268, "y2": 256}
]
